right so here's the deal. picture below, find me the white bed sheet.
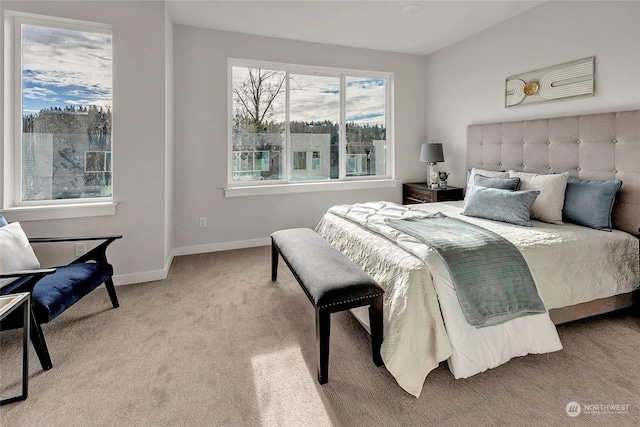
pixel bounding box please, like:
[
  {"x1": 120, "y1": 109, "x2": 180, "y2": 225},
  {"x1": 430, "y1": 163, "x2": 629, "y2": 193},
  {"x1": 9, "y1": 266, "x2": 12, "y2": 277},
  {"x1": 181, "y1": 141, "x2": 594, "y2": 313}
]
[{"x1": 315, "y1": 201, "x2": 639, "y2": 397}]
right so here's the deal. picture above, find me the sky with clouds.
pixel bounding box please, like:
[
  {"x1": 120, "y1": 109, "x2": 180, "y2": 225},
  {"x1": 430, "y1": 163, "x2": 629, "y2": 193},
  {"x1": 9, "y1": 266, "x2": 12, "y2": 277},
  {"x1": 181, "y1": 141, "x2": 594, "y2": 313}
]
[
  {"x1": 233, "y1": 67, "x2": 386, "y2": 128},
  {"x1": 21, "y1": 26, "x2": 384, "y2": 128},
  {"x1": 21, "y1": 24, "x2": 112, "y2": 114}
]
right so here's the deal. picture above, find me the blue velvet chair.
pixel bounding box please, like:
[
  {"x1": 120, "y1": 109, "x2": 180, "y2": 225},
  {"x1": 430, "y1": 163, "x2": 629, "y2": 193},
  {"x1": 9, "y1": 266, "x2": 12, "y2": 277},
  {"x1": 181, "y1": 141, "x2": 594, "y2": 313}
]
[{"x1": 0, "y1": 216, "x2": 121, "y2": 370}]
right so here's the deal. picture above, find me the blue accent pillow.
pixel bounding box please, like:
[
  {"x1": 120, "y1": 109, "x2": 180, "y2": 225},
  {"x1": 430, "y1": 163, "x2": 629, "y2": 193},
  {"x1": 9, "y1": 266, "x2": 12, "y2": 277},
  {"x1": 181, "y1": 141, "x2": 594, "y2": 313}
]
[
  {"x1": 474, "y1": 174, "x2": 521, "y2": 191},
  {"x1": 562, "y1": 177, "x2": 622, "y2": 231},
  {"x1": 462, "y1": 186, "x2": 540, "y2": 227},
  {"x1": 0, "y1": 215, "x2": 7, "y2": 227}
]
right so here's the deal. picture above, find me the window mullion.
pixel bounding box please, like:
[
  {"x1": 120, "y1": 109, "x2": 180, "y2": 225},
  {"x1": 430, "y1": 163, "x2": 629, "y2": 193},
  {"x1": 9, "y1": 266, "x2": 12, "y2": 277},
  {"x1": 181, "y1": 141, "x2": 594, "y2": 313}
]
[
  {"x1": 339, "y1": 74, "x2": 346, "y2": 180},
  {"x1": 285, "y1": 70, "x2": 291, "y2": 182}
]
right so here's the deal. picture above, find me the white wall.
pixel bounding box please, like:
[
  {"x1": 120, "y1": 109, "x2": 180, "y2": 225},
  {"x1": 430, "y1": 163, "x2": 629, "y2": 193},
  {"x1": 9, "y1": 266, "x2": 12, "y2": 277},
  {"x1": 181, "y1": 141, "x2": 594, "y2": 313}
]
[
  {"x1": 1, "y1": 1, "x2": 172, "y2": 284},
  {"x1": 172, "y1": 26, "x2": 429, "y2": 251},
  {"x1": 424, "y1": 0, "x2": 640, "y2": 188}
]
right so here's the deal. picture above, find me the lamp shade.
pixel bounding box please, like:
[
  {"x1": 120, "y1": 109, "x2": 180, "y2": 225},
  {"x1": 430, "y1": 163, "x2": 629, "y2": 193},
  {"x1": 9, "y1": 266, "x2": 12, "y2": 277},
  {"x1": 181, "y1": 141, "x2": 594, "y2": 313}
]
[{"x1": 420, "y1": 143, "x2": 444, "y2": 163}]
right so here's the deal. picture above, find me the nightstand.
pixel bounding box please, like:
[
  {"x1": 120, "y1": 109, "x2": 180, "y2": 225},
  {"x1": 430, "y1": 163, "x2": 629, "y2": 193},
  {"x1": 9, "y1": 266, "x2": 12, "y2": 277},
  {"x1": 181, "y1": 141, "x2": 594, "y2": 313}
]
[{"x1": 402, "y1": 183, "x2": 464, "y2": 205}]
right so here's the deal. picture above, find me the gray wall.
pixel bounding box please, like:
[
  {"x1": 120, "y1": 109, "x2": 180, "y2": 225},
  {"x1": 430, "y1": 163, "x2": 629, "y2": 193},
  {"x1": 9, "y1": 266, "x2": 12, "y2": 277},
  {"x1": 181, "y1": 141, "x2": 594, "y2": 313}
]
[
  {"x1": 2, "y1": 1, "x2": 638, "y2": 284},
  {"x1": 424, "y1": 0, "x2": 640, "y2": 188},
  {"x1": 1, "y1": 1, "x2": 172, "y2": 284},
  {"x1": 172, "y1": 26, "x2": 429, "y2": 251}
]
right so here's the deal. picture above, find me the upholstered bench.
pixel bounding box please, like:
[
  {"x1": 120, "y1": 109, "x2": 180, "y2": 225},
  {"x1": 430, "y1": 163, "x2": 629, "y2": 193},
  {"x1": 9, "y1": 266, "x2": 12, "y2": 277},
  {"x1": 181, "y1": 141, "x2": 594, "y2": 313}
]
[{"x1": 271, "y1": 228, "x2": 384, "y2": 384}]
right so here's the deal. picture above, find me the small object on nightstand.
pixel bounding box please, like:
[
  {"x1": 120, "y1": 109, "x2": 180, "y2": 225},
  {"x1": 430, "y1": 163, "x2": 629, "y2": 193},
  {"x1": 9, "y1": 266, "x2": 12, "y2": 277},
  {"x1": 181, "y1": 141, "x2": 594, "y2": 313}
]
[
  {"x1": 438, "y1": 171, "x2": 450, "y2": 189},
  {"x1": 402, "y1": 182, "x2": 463, "y2": 205}
]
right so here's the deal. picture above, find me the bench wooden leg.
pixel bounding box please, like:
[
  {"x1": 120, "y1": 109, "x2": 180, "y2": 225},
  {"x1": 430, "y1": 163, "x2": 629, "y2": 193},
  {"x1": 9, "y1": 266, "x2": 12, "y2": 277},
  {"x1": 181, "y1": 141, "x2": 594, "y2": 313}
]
[
  {"x1": 271, "y1": 239, "x2": 279, "y2": 282},
  {"x1": 369, "y1": 295, "x2": 384, "y2": 367},
  {"x1": 316, "y1": 307, "x2": 330, "y2": 384}
]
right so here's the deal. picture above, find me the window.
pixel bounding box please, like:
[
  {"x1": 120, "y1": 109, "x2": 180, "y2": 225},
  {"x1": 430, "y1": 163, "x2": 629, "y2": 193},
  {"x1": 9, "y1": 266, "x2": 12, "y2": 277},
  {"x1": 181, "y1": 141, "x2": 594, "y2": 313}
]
[
  {"x1": 233, "y1": 150, "x2": 270, "y2": 173},
  {"x1": 3, "y1": 12, "x2": 113, "y2": 210},
  {"x1": 228, "y1": 59, "x2": 392, "y2": 189},
  {"x1": 85, "y1": 151, "x2": 112, "y2": 174},
  {"x1": 346, "y1": 153, "x2": 368, "y2": 175},
  {"x1": 293, "y1": 152, "x2": 307, "y2": 170}
]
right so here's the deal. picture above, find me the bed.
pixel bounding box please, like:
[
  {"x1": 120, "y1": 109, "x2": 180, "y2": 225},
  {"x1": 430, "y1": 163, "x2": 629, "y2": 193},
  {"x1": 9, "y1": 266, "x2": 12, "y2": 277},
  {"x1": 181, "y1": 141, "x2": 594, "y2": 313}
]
[{"x1": 315, "y1": 110, "x2": 640, "y2": 398}]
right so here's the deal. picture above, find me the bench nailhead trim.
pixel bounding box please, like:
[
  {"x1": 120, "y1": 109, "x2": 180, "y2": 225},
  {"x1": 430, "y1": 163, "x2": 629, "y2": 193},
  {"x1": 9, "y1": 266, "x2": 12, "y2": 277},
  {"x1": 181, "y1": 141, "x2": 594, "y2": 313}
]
[{"x1": 318, "y1": 293, "x2": 384, "y2": 309}]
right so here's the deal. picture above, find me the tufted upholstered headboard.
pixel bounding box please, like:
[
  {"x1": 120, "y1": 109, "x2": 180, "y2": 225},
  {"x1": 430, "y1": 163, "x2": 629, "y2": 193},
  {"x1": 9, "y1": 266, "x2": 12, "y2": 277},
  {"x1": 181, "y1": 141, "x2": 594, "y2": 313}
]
[{"x1": 467, "y1": 110, "x2": 640, "y2": 235}]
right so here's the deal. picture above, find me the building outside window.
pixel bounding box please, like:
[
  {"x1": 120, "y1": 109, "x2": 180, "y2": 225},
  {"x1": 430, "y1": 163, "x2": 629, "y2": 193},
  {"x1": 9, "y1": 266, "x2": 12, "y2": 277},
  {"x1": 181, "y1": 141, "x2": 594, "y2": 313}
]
[
  {"x1": 229, "y1": 59, "x2": 391, "y2": 187},
  {"x1": 4, "y1": 12, "x2": 113, "y2": 206}
]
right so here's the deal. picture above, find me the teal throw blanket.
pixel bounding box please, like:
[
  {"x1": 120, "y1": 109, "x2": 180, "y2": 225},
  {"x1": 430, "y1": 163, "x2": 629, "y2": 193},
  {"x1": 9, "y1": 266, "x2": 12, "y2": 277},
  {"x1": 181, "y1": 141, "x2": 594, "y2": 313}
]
[{"x1": 385, "y1": 213, "x2": 546, "y2": 327}]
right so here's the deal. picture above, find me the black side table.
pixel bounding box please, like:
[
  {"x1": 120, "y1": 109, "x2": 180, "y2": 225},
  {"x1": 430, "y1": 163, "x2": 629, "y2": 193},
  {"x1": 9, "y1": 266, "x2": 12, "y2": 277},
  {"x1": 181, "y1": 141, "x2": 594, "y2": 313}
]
[{"x1": 0, "y1": 292, "x2": 30, "y2": 405}]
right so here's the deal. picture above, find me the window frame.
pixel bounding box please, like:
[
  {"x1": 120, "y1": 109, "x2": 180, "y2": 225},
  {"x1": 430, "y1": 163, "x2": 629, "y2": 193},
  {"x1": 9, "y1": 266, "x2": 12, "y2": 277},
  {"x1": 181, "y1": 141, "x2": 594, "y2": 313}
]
[
  {"x1": 1, "y1": 11, "x2": 116, "y2": 220},
  {"x1": 226, "y1": 58, "x2": 395, "y2": 197}
]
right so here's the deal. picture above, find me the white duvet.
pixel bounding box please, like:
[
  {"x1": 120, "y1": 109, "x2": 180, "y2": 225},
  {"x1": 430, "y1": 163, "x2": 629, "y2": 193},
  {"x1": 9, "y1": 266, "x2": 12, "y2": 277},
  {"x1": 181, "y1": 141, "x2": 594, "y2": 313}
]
[{"x1": 315, "y1": 201, "x2": 640, "y2": 398}]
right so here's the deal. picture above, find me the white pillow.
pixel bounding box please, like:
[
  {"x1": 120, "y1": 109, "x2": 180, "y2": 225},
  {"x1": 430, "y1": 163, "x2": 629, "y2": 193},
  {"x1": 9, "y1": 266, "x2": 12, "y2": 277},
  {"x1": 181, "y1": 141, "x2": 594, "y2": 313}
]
[
  {"x1": 0, "y1": 222, "x2": 41, "y2": 287},
  {"x1": 509, "y1": 171, "x2": 569, "y2": 224}
]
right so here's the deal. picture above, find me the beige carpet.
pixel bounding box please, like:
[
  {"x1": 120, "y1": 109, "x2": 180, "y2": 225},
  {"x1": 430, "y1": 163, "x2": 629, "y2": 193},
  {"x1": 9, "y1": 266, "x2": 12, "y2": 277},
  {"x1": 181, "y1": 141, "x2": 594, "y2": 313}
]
[{"x1": 1, "y1": 246, "x2": 639, "y2": 426}]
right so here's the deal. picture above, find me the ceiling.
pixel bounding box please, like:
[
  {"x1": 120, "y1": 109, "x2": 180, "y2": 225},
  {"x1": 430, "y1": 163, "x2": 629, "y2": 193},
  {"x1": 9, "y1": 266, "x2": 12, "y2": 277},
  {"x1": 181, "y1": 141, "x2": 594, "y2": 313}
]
[{"x1": 167, "y1": 1, "x2": 546, "y2": 56}]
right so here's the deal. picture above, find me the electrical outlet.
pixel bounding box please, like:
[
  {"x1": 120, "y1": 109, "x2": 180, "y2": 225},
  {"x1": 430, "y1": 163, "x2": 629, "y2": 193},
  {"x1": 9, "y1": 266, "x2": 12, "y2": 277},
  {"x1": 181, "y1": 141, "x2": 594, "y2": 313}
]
[
  {"x1": 75, "y1": 242, "x2": 86, "y2": 257},
  {"x1": 199, "y1": 217, "x2": 207, "y2": 227}
]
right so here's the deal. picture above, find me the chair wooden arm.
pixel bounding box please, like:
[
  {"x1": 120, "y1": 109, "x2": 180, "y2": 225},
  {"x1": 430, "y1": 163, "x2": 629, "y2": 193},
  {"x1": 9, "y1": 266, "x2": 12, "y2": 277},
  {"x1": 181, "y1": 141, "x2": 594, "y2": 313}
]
[
  {"x1": 0, "y1": 268, "x2": 57, "y2": 279},
  {"x1": 28, "y1": 235, "x2": 122, "y2": 243},
  {"x1": 29, "y1": 235, "x2": 122, "y2": 265},
  {"x1": 1, "y1": 268, "x2": 57, "y2": 295}
]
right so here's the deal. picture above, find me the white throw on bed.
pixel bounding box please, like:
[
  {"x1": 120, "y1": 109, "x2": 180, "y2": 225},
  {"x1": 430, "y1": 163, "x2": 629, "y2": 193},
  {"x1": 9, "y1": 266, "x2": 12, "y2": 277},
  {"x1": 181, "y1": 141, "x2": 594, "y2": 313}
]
[{"x1": 315, "y1": 200, "x2": 640, "y2": 398}]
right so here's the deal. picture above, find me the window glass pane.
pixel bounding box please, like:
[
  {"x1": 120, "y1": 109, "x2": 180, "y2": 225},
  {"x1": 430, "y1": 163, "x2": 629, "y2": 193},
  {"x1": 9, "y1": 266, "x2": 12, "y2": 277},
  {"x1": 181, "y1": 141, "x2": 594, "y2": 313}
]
[
  {"x1": 345, "y1": 77, "x2": 386, "y2": 177},
  {"x1": 21, "y1": 24, "x2": 112, "y2": 201},
  {"x1": 232, "y1": 67, "x2": 285, "y2": 182},
  {"x1": 289, "y1": 74, "x2": 339, "y2": 181}
]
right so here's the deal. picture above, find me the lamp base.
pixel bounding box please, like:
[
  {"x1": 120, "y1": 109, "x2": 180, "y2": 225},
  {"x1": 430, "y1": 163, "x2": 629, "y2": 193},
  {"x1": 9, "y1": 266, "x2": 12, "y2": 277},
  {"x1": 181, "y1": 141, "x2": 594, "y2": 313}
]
[{"x1": 427, "y1": 163, "x2": 439, "y2": 188}]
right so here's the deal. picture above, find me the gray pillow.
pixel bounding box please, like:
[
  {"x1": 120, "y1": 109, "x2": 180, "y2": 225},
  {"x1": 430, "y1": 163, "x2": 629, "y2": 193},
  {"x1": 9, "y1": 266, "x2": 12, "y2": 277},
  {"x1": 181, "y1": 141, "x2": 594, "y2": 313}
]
[
  {"x1": 474, "y1": 174, "x2": 521, "y2": 191},
  {"x1": 466, "y1": 168, "x2": 508, "y2": 187},
  {"x1": 462, "y1": 186, "x2": 540, "y2": 227},
  {"x1": 562, "y1": 177, "x2": 622, "y2": 231}
]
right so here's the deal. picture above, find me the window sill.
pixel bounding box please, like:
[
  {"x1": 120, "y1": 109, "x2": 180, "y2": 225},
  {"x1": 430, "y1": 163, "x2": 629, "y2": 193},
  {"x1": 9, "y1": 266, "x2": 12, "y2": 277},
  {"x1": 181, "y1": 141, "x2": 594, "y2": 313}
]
[
  {"x1": 1, "y1": 202, "x2": 117, "y2": 222},
  {"x1": 225, "y1": 178, "x2": 397, "y2": 197}
]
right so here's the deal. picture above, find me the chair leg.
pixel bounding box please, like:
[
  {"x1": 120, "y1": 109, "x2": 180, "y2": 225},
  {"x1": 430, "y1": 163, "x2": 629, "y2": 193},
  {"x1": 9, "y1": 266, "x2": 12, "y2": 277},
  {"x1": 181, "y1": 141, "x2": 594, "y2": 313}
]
[
  {"x1": 271, "y1": 240, "x2": 279, "y2": 282},
  {"x1": 29, "y1": 310, "x2": 52, "y2": 371},
  {"x1": 104, "y1": 278, "x2": 119, "y2": 308},
  {"x1": 316, "y1": 307, "x2": 330, "y2": 384},
  {"x1": 369, "y1": 295, "x2": 384, "y2": 367}
]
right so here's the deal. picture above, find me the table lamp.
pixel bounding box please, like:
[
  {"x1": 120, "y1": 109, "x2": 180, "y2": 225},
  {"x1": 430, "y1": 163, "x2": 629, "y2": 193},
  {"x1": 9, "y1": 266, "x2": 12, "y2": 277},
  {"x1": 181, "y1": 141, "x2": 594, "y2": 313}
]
[{"x1": 420, "y1": 142, "x2": 444, "y2": 188}]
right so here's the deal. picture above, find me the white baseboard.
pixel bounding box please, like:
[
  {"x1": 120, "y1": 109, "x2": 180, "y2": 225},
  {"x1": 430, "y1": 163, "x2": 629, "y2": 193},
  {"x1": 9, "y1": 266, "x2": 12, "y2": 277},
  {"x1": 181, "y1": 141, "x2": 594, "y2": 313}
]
[
  {"x1": 113, "y1": 268, "x2": 170, "y2": 286},
  {"x1": 112, "y1": 237, "x2": 270, "y2": 286},
  {"x1": 112, "y1": 252, "x2": 175, "y2": 286},
  {"x1": 172, "y1": 237, "x2": 270, "y2": 256}
]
